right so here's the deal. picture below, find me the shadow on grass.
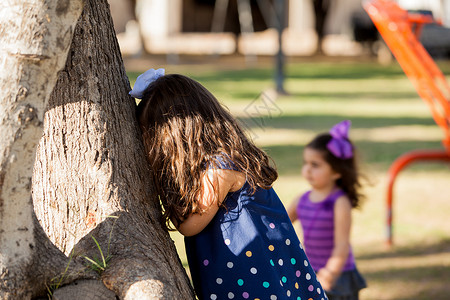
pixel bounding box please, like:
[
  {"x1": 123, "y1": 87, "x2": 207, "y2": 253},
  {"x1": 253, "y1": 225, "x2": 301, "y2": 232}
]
[
  {"x1": 284, "y1": 91, "x2": 419, "y2": 101},
  {"x1": 364, "y1": 264, "x2": 450, "y2": 300},
  {"x1": 359, "y1": 239, "x2": 450, "y2": 300},
  {"x1": 238, "y1": 114, "x2": 436, "y2": 132},
  {"x1": 239, "y1": 113, "x2": 444, "y2": 173},
  {"x1": 359, "y1": 238, "x2": 450, "y2": 259},
  {"x1": 186, "y1": 60, "x2": 449, "y2": 82},
  {"x1": 214, "y1": 89, "x2": 420, "y2": 104},
  {"x1": 189, "y1": 63, "x2": 407, "y2": 82},
  {"x1": 261, "y1": 140, "x2": 444, "y2": 175}
]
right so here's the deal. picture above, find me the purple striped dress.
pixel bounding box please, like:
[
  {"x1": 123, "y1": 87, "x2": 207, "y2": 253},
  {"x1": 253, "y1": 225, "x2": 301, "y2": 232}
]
[{"x1": 296, "y1": 189, "x2": 355, "y2": 272}]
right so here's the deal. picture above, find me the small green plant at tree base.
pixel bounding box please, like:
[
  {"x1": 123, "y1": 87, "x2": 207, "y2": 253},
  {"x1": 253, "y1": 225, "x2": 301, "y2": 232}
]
[
  {"x1": 82, "y1": 215, "x2": 118, "y2": 274},
  {"x1": 82, "y1": 235, "x2": 112, "y2": 275}
]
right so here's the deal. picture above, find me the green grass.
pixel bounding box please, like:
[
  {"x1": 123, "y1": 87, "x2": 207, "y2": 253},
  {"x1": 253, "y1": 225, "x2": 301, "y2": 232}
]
[{"x1": 128, "y1": 59, "x2": 450, "y2": 299}]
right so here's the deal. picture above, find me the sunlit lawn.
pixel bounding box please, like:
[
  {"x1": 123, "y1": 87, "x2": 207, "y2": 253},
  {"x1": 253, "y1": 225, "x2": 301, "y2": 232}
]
[{"x1": 128, "y1": 59, "x2": 450, "y2": 299}]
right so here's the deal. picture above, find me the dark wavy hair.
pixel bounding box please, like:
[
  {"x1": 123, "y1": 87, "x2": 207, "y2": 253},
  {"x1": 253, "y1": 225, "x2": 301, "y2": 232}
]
[
  {"x1": 306, "y1": 133, "x2": 363, "y2": 208},
  {"x1": 136, "y1": 74, "x2": 278, "y2": 229}
]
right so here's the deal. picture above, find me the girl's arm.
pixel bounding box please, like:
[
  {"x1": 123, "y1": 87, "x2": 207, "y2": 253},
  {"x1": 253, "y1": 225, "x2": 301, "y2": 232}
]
[
  {"x1": 287, "y1": 197, "x2": 300, "y2": 223},
  {"x1": 177, "y1": 168, "x2": 245, "y2": 237},
  {"x1": 316, "y1": 195, "x2": 352, "y2": 290}
]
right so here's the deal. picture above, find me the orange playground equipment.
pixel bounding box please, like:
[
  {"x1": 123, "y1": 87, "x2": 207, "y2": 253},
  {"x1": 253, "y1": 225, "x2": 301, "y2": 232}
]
[{"x1": 364, "y1": 0, "x2": 450, "y2": 246}]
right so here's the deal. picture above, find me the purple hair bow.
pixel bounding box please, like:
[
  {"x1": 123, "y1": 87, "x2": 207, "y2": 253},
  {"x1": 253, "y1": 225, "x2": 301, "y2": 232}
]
[
  {"x1": 129, "y1": 68, "x2": 165, "y2": 99},
  {"x1": 327, "y1": 120, "x2": 353, "y2": 159}
]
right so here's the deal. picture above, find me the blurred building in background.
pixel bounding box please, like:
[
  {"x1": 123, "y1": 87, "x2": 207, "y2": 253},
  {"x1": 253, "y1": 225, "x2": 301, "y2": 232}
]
[{"x1": 108, "y1": 0, "x2": 450, "y2": 58}]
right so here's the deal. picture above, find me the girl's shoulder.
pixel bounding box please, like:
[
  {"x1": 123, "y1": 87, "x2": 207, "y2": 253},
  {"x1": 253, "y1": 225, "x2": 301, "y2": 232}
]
[
  {"x1": 206, "y1": 154, "x2": 245, "y2": 193},
  {"x1": 334, "y1": 193, "x2": 353, "y2": 215},
  {"x1": 204, "y1": 167, "x2": 246, "y2": 193},
  {"x1": 297, "y1": 190, "x2": 313, "y2": 207},
  {"x1": 298, "y1": 190, "x2": 312, "y2": 201},
  {"x1": 327, "y1": 189, "x2": 347, "y2": 203}
]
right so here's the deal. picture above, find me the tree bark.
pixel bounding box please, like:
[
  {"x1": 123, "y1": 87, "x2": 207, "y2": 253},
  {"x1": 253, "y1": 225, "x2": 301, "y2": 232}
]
[
  {"x1": 0, "y1": 1, "x2": 86, "y2": 299},
  {"x1": 1, "y1": 0, "x2": 195, "y2": 298},
  {"x1": 32, "y1": 0, "x2": 194, "y2": 298}
]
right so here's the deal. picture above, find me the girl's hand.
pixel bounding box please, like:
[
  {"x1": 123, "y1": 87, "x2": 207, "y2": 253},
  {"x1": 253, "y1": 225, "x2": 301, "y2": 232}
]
[{"x1": 316, "y1": 268, "x2": 337, "y2": 291}]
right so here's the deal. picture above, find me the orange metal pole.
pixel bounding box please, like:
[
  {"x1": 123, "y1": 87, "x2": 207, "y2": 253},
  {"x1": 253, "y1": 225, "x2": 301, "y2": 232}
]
[{"x1": 386, "y1": 150, "x2": 450, "y2": 246}]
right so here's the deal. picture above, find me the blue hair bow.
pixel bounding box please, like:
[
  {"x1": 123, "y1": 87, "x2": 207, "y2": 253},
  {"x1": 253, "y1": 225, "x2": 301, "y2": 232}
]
[
  {"x1": 129, "y1": 68, "x2": 165, "y2": 99},
  {"x1": 327, "y1": 120, "x2": 353, "y2": 159}
]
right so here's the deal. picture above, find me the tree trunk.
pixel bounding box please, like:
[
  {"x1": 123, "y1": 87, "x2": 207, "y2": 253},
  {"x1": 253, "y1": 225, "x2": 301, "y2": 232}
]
[
  {"x1": 1, "y1": 0, "x2": 195, "y2": 298},
  {"x1": 0, "y1": 1, "x2": 86, "y2": 299}
]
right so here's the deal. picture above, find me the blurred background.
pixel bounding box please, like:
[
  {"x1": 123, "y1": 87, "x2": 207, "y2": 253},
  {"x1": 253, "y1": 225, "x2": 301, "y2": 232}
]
[
  {"x1": 109, "y1": 1, "x2": 450, "y2": 299},
  {"x1": 109, "y1": 0, "x2": 450, "y2": 60}
]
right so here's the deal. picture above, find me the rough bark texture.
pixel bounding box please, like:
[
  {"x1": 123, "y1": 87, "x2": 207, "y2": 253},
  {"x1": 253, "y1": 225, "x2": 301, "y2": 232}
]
[
  {"x1": 1, "y1": 0, "x2": 194, "y2": 298},
  {"x1": 32, "y1": 0, "x2": 194, "y2": 298},
  {"x1": 52, "y1": 280, "x2": 117, "y2": 300},
  {"x1": 0, "y1": 1, "x2": 85, "y2": 299}
]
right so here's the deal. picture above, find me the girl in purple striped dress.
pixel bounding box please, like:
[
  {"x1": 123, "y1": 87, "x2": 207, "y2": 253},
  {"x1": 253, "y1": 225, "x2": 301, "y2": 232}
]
[{"x1": 288, "y1": 120, "x2": 367, "y2": 300}]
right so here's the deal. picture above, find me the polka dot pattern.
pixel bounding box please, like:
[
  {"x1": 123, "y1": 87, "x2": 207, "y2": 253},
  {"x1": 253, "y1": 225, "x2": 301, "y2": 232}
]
[
  {"x1": 195, "y1": 237, "x2": 325, "y2": 300},
  {"x1": 184, "y1": 159, "x2": 326, "y2": 300}
]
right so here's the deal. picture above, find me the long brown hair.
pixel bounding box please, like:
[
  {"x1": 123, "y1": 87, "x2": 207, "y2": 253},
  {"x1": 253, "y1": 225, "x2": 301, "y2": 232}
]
[{"x1": 136, "y1": 74, "x2": 278, "y2": 229}]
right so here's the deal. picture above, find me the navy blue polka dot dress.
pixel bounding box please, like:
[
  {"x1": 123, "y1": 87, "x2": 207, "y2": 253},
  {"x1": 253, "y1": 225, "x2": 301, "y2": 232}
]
[{"x1": 184, "y1": 160, "x2": 327, "y2": 300}]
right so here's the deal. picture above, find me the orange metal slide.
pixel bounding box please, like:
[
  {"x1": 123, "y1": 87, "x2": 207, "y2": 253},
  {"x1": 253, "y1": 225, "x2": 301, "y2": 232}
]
[{"x1": 364, "y1": 0, "x2": 450, "y2": 246}]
